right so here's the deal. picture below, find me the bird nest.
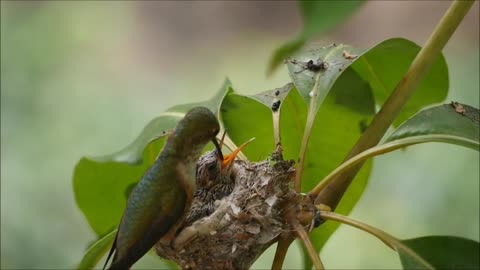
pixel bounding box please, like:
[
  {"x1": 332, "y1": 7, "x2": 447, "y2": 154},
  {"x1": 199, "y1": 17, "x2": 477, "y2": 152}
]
[{"x1": 155, "y1": 158, "x2": 316, "y2": 269}]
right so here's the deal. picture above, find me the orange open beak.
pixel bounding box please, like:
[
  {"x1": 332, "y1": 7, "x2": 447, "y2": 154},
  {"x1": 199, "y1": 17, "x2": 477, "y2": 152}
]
[{"x1": 221, "y1": 137, "x2": 255, "y2": 168}]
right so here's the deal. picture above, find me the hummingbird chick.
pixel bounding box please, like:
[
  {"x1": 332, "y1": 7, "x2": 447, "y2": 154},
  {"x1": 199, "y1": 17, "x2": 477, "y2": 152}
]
[
  {"x1": 185, "y1": 138, "x2": 255, "y2": 226},
  {"x1": 104, "y1": 107, "x2": 223, "y2": 270}
]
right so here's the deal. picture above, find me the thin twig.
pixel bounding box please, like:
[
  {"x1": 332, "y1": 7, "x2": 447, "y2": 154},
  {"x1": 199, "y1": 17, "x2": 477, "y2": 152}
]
[
  {"x1": 294, "y1": 224, "x2": 324, "y2": 270},
  {"x1": 319, "y1": 211, "x2": 434, "y2": 269},
  {"x1": 309, "y1": 135, "x2": 473, "y2": 197},
  {"x1": 271, "y1": 238, "x2": 293, "y2": 270},
  {"x1": 319, "y1": 211, "x2": 394, "y2": 250}
]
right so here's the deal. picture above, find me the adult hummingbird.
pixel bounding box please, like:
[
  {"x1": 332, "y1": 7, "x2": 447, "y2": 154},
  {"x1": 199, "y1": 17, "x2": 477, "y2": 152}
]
[
  {"x1": 104, "y1": 106, "x2": 223, "y2": 270},
  {"x1": 185, "y1": 137, "x2": 254, "y2": 226}
]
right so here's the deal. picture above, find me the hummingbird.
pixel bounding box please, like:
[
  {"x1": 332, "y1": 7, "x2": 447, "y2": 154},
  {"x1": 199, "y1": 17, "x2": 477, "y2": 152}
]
[
  {"x1": 103, "y1": 106, "x2": 223, "y2": 270},
  {"x1": 184, "y1": 137, "x2": 254, "y2": 226}
]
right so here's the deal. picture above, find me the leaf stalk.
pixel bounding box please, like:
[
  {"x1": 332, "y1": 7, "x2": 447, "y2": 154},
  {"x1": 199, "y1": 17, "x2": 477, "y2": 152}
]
[
  {"x1": 294, "y1": 73, "x2": 322, "y2": 191},
  {"x1": 319, "y1": 211, "x2": 434, "y2": 269},
  {"x1": 295, "y1": 224, "x2": 325, "y2": 270},
  {"x1": 310, "y1": 134, "x2": 476, "y2": 197}
]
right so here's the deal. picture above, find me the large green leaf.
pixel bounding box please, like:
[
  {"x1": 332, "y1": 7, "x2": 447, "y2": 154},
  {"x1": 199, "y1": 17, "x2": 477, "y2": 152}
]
[
  {"x1": 286, "y1": 44, "x2": 366, "y2": 115},
  {"x1": 399, "y1": 236, "x2": 479, "y2": 269},
  {"x1": 300, "y1": 68, "x2": 375, "y2": 192},
  {"x1": 220, "y1": 92, "x2": 275, "y2": 161},
  {"x1": 277, "y1": 86, "x2": 308, "y2": 161},
  {"x1": 286, "y1": 38, "x2": 449, "y2": 127},
  {"x1": 76, "y1": 228, "x2": 179, "y2": 269},
  {"x1": 268, "y1": 0, "x2": 365, "y2": 74},
  {"x1": 222, "y1": 83, "x2": 310, "y2": 162},
  {"x1": 300, "y1": 69, "x2": 375, "y2": 268},
  {"x1": 73, "y1": 80, "x2": 233, "y2": 236},
  {"x1": 387, "y1": 102, "x2": 479, "y2": 150},
  {"x1": 77, "y1": 230, "x2": 116, "y2": 269},
  {"x1": 299, "y1": 1, "x2": 364, "y2": 37},
  {"x1": 351, "y1": 38, "x2": 449, "y2": 126},
  {"x1": 93, "y1": 79, "x2": 233, "y2": 165},
  {"x1": 74, "y1": 139, "x2": 166, "y2": 236}
]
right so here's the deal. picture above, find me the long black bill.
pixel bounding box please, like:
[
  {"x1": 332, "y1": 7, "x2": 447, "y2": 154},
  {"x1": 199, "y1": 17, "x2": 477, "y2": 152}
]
[
  {"x1": 211, "y1": 138, "x2": 224, "y2": 161},
  {"x1": 219, "y1": 129, "x2": 227, "y2": 149}
]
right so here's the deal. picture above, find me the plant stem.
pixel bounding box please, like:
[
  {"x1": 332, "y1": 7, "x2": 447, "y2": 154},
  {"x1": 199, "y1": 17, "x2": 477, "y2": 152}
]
[
  {"x1": 273, "y1": 110, "x2": 281, "y2": 147},
  {"x1": 319, "y1": 211, "x2": 434, "y2": 269},
  {"x1": 271, "y1": 238, "x2": 294, "y2": 270},
  {"x1": 295, "y1": 224, "x2": 325, "y2": 270},
  {"x1": 310, "y1": 134, "x2": 475, "y2": 197},
  {"x1": 294, "y1": 73, "x2": 322, "y2": 191},
  {"x1": 319, "y1": 211, "x2": 394, "y2": 250},
  {"x1": 314, "y1": 0, "x2": 474, "y2": 207}
]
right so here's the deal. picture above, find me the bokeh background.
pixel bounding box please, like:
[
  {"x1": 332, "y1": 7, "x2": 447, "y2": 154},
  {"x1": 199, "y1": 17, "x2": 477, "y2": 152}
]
[{"x1": 1, "y1": 1, "x2": 478, "y2": 269}]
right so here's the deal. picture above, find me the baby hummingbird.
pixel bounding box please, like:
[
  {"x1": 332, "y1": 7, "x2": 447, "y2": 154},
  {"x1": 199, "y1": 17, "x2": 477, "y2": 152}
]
[
  {"x1": 185, "y1": 137, "x2": 255, "y2": 226},
  {"x1": 104, "y1": 107, "x2": 222, "y2": 270}
]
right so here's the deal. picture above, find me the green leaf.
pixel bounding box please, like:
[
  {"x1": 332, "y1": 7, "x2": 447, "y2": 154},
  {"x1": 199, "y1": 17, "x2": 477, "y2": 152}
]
[
  {"x1": 351, "y1": 38, "x2": 449, "y2": 126},
  {"x1": 76, "y1": 228, "x2": 179, "y2": 269},
  {"x1": 267, "y1": 1, "x2": 364, "y2": 74},
  {"x1": 277, "y1": 86, "x2": 308, "y2": 161},
  {"x1": 309, "y1": 103, "x2": 479, "y2": 212},
  {"x1": 286, "y1": 44, "x2": 366, "y2": 115},
  {"x1": 286, "y1": 38, "x2": 449, "y2": 125},
  {"x1": 77, "y1": 230, "x2": 116, "y2": 270},
  {"x1": 300, "y1": 69, "x2": 375, "y2": 268},
  {"x1": 399, "y1": 236, "x2": 479, "y2": 269},
  {"x1": 222, "y1": 83, "x2": 310, "y2": 162},
  {"x1": 93, "y1": 79, "x2": 234, "y2": 165},
  {"x1": 299, "y1": 1, "x2": 365, "y2": 37},
  {"x1": 73, "y1": 80, "x2": 233, "y2": 236},
  {"x1": 168, "y1": 79, "x2": 233, "y2": 118},
  {"x1": 248, "y1": 83, "x2": 293, "y2": 108},
  {"x1": 221, "y1": 92, "x2": 274, "y2": 161},
  {"x1": 74, "y1": 139, "x2": 165, "y2": 236},
  {"x1": 387, "y1": 103, "x2": 479, "y2": 150}
]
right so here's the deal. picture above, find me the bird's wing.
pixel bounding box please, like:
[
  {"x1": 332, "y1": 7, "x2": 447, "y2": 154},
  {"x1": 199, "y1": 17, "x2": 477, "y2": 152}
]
[
  {"x1": 109, "y1": 173, "x2": 187, "y2": 269},
  {"x1": 109, "y1": 191, "x2": 187, "y2": 269},
  {"x1": 107, "y1": 157, "x2": 191, "y2": 269}
]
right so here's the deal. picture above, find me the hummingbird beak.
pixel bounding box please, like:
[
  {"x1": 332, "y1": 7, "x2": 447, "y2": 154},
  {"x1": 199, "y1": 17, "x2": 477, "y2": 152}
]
[
  {"x1": 211, "y1": 138, "x2": 224, "y2": 161},
  {"x1": 221, "y1": 137, "x2": 255, "y2": 168},
  {"x1": 218, "y1": 129, "x2": 227, "y2": 149}
]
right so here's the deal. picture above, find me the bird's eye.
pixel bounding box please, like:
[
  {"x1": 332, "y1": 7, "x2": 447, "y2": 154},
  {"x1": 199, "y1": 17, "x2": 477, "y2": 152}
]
[{"x1": 207, "y1": 162, "x2": 217, "y2": 175}]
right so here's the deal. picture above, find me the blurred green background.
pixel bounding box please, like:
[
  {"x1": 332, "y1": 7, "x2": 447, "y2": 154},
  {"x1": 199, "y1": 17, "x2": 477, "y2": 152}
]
[{"x1": 1, "y1": 1, "x2": 478, "y2": 269}]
